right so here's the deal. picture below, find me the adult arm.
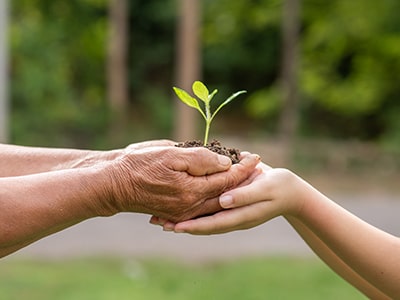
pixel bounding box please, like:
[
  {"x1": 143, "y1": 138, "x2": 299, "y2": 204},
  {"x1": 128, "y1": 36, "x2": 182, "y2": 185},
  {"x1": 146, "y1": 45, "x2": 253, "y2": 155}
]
[
  {"x1": 0, "y1": 140, "x2": 174, "y2": 177},
  {"x1": 0, "y1": 146, "x2": 259, "y2": 258},
  {"x1": 0, "y1": 167, "x2": 108, "y2": 257},
  {"x1": 172, "y1": 163, "x2": 400, "y2": 298},
  {"x1": 0, "y1": 143, "x2": 114, "y2": 176}
]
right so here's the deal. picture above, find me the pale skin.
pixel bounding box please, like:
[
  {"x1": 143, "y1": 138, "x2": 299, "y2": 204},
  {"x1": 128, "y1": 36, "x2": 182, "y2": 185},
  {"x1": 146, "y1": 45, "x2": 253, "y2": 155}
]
[
  {"x1": 0, "y1": 141, "x2": 260, "y2": 258},
  {"x1": 154, "y1": 162, "x2": 399, "y2": 299}
]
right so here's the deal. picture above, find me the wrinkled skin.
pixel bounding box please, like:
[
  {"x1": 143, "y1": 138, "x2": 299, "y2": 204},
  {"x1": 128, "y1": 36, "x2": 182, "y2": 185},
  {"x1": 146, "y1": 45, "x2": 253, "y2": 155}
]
[
  {"x1": 0, "y1": 140, "x2": 259, "y2": 258},
  {"x1": 105, "y1": 146, "x2": 260, "y2": 222},
  {"x1": 68, "y1": 140, "x2": 177, "y2": 170}
]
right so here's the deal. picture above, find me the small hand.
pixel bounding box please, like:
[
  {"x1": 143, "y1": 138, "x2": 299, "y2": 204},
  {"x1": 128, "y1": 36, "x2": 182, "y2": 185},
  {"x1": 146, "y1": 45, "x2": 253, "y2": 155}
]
[{"x1": 156, "y1": 163, "x2": 302, "y2": 234}]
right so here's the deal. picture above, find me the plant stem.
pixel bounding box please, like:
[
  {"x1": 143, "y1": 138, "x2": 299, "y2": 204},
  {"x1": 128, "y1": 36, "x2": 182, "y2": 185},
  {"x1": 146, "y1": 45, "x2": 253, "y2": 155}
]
[
  {"x1": 204, "y1": 121, "x2": 210, "y2": 146},
  {"x1": 204, "y1": 100, "x2": 212, "y2": 145}
]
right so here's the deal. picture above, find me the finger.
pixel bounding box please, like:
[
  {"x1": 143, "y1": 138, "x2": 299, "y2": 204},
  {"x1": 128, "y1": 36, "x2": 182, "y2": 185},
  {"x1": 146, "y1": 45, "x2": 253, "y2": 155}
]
[
  {"x1": 206, "y1": 153, "x2": 261, "y2": 193},
  {"x1": 213, "y1": 168, "x2": 261, "y2": 204},
  {"x1": 149, "y1": 216, "x2": 159, "y2": 225},
  {"x1": 218, "y1": 161, "x2": 279, "y2": 209},
  {"x1": 162, "y1": 221, "x2": 176, "y2": 232},
  {"x1": 174, "y1": 202, "x2": 272, "y2": 235},
  {"x1": 149, "y1": 216, "x2": 169, "y2": 226},
  {"x1": 258, "y1": 161, "x2": 273, "y2": 171},
  {"x1": 174, "y1": 211, "x2": 231, "y2": 235},
  {"x1": 239, "y1": 151, "x2": 251, "y2": 158},
  {"x1": 236, "y1": 167, "x2": 263, "y2": 188},
  {"x1": 219, "y1": 176, "x2": 268, "y2": 209},
  {"x1": 191, "y1": 196, "x2": 223, "y2": 220},
  {"x1": 171, "y1": 147, "x2": 233, "y2": 176}
]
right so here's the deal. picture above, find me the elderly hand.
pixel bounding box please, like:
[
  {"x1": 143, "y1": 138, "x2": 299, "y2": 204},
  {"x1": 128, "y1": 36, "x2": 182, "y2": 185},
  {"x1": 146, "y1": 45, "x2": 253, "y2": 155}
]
[
  {"x1": 67, "y1": 140, "x2": 176, "y2": 169},
  {"x1": 102, "y1": 146, "x2": 260, "y2": 222},
  {"x1": 0, "y1": 141, "x2": 259, "y2": 258}
]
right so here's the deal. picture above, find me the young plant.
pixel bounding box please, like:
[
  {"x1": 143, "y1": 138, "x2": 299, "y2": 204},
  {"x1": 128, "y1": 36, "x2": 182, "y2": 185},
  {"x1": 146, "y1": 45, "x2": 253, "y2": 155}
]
[{"x1": 173, "y1": 81, "x2": 246, "y2": 145}]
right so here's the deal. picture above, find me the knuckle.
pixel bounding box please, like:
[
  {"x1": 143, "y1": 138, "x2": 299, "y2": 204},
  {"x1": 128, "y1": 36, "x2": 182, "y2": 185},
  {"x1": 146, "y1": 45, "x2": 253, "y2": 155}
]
[
  {"x1": 224, "y1": 172, "x2": 242, "y2": 190},
  {"x1": 192, "y1": 147, "x2": 215, "y2": 161},
  {"x1": 274, "y1": 168, "x2": 294, "y2": 181}
]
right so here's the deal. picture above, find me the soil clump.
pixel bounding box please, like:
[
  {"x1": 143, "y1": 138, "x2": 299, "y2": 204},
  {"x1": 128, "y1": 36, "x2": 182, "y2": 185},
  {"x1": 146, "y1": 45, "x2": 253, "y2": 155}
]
[{"x1": 175, "y1": 139, "x2": 241, "y2": 164}]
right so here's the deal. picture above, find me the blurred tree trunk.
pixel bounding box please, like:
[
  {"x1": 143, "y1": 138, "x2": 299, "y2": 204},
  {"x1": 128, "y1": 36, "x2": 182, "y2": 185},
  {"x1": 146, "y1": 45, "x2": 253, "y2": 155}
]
[
  {"x1": 174, "y1": 0, "x2": 201, "y2": 142},
  {"x1": 278, "y1": 0, "x2": 301, "y2": 149},
  {"x1": 107, "y1": 0, "x2": 129, "y2": 114},
  {"x1": 0, "y1": 0, "x2": 9, "y2": 143}
]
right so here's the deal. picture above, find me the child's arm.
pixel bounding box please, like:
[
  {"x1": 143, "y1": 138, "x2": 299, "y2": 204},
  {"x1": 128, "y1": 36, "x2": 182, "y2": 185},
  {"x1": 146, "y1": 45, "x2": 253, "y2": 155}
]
[
  {"x1": 172, "y1": 162, "x2": 400, "y2": 298},
  {"x1": 286, "y1": 216, "x2": 390, "y2": 299}
]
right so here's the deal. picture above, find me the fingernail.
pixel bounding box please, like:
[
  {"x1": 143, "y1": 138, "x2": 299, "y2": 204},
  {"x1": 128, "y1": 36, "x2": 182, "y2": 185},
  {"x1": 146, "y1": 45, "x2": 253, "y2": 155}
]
[
  {"x1": 251, "y1": 154, "x2": 261, "y2": 161},
  {"x1": 174, "y1": 228, "x2": 185, "y2": 233},
  {"x1": 218, "y1": 155, "x2": 231, "y2": 166},
  {"x1": 220, "y1": 194, "x2": 233, "y2": 208},
  {"x1": 163, "y1": 224, "x2": 174, "y2": 232},
  {"x1": 149, "y1": 216, "x2": 158, "y2": 225}
]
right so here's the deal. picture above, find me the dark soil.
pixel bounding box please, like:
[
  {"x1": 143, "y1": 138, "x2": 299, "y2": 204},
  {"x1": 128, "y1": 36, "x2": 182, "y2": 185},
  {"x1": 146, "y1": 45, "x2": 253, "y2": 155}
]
[{"x1": 175, "y1": 139, "x2": 241, "y2": 164}]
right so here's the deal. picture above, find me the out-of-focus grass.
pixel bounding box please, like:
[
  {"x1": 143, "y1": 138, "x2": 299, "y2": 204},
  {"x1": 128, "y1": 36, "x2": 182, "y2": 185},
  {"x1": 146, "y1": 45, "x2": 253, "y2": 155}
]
[{"x1": 0, "y1": 256, "x2": 365, "y2": 300}]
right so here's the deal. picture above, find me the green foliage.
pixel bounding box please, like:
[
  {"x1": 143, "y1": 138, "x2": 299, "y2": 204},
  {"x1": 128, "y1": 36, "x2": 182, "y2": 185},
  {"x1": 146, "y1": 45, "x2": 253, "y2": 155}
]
[
  {"x1": 245, "y1": 86, "x2": 282, "y2": 119},
  {"x1": 379, "y1": 106, "x2": 400, "y2": 153},
  {"x1": 202, "y1": 0, "x2": 281, "y2": 101},
  {"x1": 301, "y1": 1, "x2": 400, "y2": 115},
  {"x1": 211, "y1": 0, "x2": 400, "y2": 144},
  {"x1": 9, "y1": 0, "x2": 400, "y2": 148},
  {"x1": 10, "y1": 0, "x2": 109, "y2": 147},
  {"x1": 128, "y1": 0, "x2": 177, "y2": 94},
  {"x1": 173, "y1": 81, "x2": 246, "y2": 145},
  {"x1": 298, "y1": 0, "x2": 400, "y2": 141},
  {"x1": 0, "y1": 257, "x2": 364, "y2": 300}
]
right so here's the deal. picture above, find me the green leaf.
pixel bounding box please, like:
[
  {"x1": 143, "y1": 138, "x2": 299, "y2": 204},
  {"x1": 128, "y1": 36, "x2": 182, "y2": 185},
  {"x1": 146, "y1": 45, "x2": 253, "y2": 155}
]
[
  {"x1": 173, "y1": 87, "x2": 206, "y2": 120},
  {"x1": 173, "y1": 87, "x2": 200, "y2": 109},
  {"x1": 211, "y1": 90, "x2": 247, "y2": 121},
  {"x1": 209, "y1": 89, "x2": 218, "y2": 101},
  {"x1": 192, "y1": 81, "x2": 209, "y2": 103}
]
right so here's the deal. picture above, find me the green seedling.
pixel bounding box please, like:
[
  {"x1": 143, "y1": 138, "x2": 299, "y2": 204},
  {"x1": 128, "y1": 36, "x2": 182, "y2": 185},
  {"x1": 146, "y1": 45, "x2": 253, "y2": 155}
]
[{"x1": 173, "y1": 81, "x2": 246, "y2": 145}]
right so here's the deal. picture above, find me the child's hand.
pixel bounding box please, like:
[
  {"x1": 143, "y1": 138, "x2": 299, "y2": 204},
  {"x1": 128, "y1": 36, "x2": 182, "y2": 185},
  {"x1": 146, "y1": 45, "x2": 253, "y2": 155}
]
[{"x1": 164, "y1": 162, "x2": 305, "y2": 235}]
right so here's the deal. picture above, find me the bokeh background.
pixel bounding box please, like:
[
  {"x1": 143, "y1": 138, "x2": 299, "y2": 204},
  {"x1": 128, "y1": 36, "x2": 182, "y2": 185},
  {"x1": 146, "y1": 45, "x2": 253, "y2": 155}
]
[{"x1": 1, "y1": 0, "x2": 400, "y2": 299}]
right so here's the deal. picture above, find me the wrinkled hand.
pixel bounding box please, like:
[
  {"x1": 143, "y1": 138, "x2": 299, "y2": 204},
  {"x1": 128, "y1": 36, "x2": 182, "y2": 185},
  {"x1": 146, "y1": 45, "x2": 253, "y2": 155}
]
[
  {"x1": 124, "y1": 140, "x2": 176, "y2": 151},
  {"x1": 104, "y1": 146, "x2": 260, "y2": 222},
  {"x1": 70, "y1": 140, "x2": 175, "y2": 169},
  {"x1": 158, "y1": 162, "x2": 303, "y2": 234}
]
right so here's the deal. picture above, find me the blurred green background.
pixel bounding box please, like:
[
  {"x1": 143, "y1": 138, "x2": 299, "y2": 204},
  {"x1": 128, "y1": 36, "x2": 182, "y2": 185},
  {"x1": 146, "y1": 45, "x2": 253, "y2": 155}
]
[
  {"x1": 0, "y1": 257, "x2": 365, "y2": 300},
  {"x1": 3, "y1": 0, "x2": 400, "y2": 298},
  {"x1": 8, "y1": 0, "x2": 400, "y2": 151}
]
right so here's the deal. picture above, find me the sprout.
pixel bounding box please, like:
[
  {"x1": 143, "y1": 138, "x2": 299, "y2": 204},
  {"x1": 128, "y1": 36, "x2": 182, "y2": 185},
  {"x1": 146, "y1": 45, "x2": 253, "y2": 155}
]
[{"x1": 173, "y1": 81, "x2": 246, "y2": 145}]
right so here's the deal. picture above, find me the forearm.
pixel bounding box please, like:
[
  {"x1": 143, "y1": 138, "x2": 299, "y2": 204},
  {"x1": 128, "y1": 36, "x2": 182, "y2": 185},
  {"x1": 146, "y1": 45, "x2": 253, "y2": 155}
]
[
  {"x1": 0, "y1": 167, "x2": 113, "y2": 257},
  {"x1": 294, "y1": 181, "x2": 400, "y2": 298},
  {"x1": 285, "y1": 216, "x2": 390, "y2": 299},
  {"x1": 0, "y1": 143, "x2": 121, "y2": 177}
]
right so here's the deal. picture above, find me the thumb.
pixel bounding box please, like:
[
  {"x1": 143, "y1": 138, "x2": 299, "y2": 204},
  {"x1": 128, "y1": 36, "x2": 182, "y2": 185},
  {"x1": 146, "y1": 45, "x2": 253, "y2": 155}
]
[
  {"x1": 172, "y1": 147, "x2": 232, "y2": 176},
  {"x1": 219, "y1": 177, "x2": 267, "y2": 209}
]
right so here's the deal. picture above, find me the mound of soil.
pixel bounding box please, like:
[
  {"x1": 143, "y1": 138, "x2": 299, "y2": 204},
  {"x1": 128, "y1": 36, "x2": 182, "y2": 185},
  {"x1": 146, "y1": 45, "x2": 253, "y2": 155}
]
[{"x1": 175, "y1": 139, "x2": 241, "y2": 164}]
